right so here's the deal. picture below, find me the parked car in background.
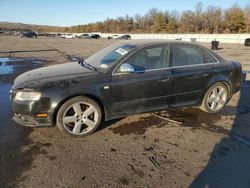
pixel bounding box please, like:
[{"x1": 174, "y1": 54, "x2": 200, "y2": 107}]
[
  {"x1": 108, "y1": 34, "x2": 120, "y2": 39},
  {"x1": 61, "y1": 34, "x2": 76, "y2": 39},
  {"x1": 244, "y1": 38, "x2": 250, "y2": 46},
  {"x1": 11, "y1": 40, "x2": 242, "y2": 137},
  {"x1": 120, "y1": 34, "x2": 131, "y2": 40},
  {"x1": 37, "y1": 33, "x2": 45, "y2": 37},
  {"x1": 90, "y1": 34, "x2": 100, "y2": 39},
  {"x1": 21, "y1": 31, "x2": 37, "y2": 38},
  {"x1": 79, "y1": 34, "x2": 90, "y2": 39}
]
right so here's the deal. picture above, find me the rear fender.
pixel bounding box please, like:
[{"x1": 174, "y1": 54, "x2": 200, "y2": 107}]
[{"x1": 199, "y1": 75, "x2": 232, "y2": 104}]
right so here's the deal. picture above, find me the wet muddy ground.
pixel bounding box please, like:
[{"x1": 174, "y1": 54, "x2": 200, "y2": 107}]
[{"x1": 0, "y1": 36, "x2": 250, "y2": 188}]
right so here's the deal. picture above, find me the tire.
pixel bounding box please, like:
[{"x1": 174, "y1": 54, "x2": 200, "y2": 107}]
[
  {"x1": 200, "y1": 82, "x2": 229, "y2": 113},
  {"x1": 56, "y1": 96, "x2": 102, "y2": 137}
]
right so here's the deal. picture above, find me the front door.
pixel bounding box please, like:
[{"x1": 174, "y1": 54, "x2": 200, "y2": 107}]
[{"x1": 111, "y1": 45, "x2": 172, "y2": 117}]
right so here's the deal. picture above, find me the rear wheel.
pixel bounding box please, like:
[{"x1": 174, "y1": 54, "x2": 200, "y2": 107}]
[
  {"x1": 56, "y1": 96, "x2": 102, "y2": 137},
  {"x1": 200, "y1": 82, "x2": 229, "y2": 113}
]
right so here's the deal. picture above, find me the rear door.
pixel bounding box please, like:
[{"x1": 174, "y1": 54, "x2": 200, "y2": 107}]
[
  {"x1": 170, "y1": 44, "x2": 215, "y2": 107},
  {"x1": 111, "y1": 44, "x2": 173, "y2": 117}
]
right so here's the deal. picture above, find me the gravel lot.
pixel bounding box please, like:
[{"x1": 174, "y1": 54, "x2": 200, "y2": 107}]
[{"x1": 0, "y1": 36, "x2": 250, "y2": 188}]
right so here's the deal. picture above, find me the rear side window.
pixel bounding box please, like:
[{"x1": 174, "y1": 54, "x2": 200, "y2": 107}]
[
  {"x1": 173, "y1": 45, "x2": 203, "y2": 67},
  {"x1": 202, "y1": 49, "x2": 217, "y2": 63}
]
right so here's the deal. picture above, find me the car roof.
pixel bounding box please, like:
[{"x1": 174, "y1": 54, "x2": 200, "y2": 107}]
[{"x1": 118, "y1": 39, "x2": 204, "y2": 48}]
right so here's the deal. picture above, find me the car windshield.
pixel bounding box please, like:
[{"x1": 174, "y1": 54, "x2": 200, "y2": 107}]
[{"x1": 84, "y1": 43, "x2": 137, "y2": 71}]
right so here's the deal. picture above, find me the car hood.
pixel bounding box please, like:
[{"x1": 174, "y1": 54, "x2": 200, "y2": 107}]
[{"x1": 13, "y1": 62, "x2": 97, "y2": 88}]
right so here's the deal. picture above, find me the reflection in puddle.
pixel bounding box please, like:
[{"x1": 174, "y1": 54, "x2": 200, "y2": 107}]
[
  {"x1": 0, "y1": 82, "x2": 12, "y2": 128},
  {"x1": 0, "y1": 58, "x2": 15, "y2": 75},
  {"x1": 0, "y1": 57, "x2": 43, "y2": 128},
  {"x1": 0, "y1": 57, "x2": 41, "y2": 75}
]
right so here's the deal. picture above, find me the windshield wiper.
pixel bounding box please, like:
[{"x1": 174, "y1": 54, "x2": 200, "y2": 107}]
[{"x1": 78, "y1": 59, "x2": 97, "y2": 71}]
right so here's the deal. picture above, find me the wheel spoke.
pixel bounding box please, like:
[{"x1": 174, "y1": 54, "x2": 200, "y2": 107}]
[
  {"x1": 64, "y1": 116, "x2": 77, "y2": 124},
  {"x1": 84, "y1": 119, "x2": 95, "y2": 128},
  {"x1": 207, "y1": 97, "x2": 215, "y2": 103},
  {"x1": 218, "y1": 99, "x2": 225, "y2": 106},
  {"x1": 73, "y1": 121, "x2": 82, "y2": 133},
  {"x1": 83, "y1": 106, "x2": 96, "y2": 117},
  {"x1": 73, "y1": 103, "x2": 82, "y2": 115},
  {"x1": 218, "y1": 88, "x2": 225, "y2": 97},
  {"x1": 211, "y1": 102, "x2": 216, "y2": 110},
  {"x1": 212, "y1": 88, "x2": 218, "y2": 96}
]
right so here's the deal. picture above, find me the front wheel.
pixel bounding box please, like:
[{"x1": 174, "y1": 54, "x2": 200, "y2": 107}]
[
  {"x1": 200, "y1": 82, "x2": 229, "y2": 113},
  {"x1": 56, "y1": 96, "x2": 102, "y2": 137}
]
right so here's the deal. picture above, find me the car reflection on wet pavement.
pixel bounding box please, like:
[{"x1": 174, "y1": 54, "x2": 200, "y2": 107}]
[
  {"x1": 0, "y1": 82, "x2": 11, "y2": 125},
  {"x1": 0, "y1": 57, "x2": 42, "y2": 129}
]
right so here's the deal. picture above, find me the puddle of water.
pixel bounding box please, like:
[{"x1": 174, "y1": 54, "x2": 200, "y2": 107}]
[
  {"x1": 0, "y1": 57, "x2": 43, "y2": 128},
  {"x1": 0, "y1": 82, "x2": 12, "y2": 128},
  {"x1": 0, "y1": 57, "x2": 41, "y2": 75},
  {"x1": 0, "y1": 58, "x2": 16, "y2": 74}
]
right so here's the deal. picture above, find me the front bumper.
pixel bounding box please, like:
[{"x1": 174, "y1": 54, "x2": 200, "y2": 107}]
[
  {"x1": 13, "y1": 113, "x2": 51, "y2": 127},
  {"x1": 12, "y1": 97, "x2": 53, "y2": 127}
]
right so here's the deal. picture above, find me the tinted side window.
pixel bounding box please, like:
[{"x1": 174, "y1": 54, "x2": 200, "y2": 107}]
[
  {"x1": 202, "y1": 49, "x2": 217, "y2": 63},
  {"x1": 173, "y1": 45, "x2": 203, "y2": 67},
  {"x1": 125, "y1": 45, "x2": 169, "y2": 71}
]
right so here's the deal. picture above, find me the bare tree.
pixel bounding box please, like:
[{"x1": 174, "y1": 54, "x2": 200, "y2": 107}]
[
  {"x1": 62, "y1": 3, "x2": 249, "y2": 34},
  {"x1": 202, "y1": 6, "x2": 222, "y2": 33},
  {"x1": 180, "y1": 10, "x2": 196, "y2": 33},
  {"x1": 194, "y1": 1, "x2": 203, "y2": 32},
  {"x1": 166, "y1": 10, "x2": 179, "y2": 33},
  {"x1": 224, "y1": 4, "x2": 246, "y2": 33},
  {"x1": 244, "y1": 4, "x2": 250, "y2": 33}
]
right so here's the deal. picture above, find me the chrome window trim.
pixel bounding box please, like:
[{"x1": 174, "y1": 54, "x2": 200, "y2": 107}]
[
  {"x1": 112, "y1": 62, "x2": 220, "y2": 76},
  {"x1": 201, "y1": 48, "x2": 220, "y2": 64}
]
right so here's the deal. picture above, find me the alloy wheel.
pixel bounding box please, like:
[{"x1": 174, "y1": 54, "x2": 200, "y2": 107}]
[
  {"x1": 206, "y1": 85, "x2": 228, "y2": 112},
  {"x1": 62, "y1": 102, "x2": 99, "y2": 135}
]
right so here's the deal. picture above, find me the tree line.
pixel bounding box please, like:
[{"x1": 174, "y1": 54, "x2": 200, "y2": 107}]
[{"x1": 66, "y1": 3, "x2": 250, "y2": 34}]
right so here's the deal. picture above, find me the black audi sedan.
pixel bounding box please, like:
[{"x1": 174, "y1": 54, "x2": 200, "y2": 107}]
[{"x1": 11, "y1": 40, "x2": 242, "y2": 137}]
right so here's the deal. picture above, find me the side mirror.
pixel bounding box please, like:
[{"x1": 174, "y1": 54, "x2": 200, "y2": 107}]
[{"x1": 119, "y1": 63, "x2": 135, "y2": 73}]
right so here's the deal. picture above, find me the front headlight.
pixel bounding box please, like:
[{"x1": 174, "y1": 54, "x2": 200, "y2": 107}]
[{"x1": 15, "y1": 91, "x2": 41, "y2": 101}]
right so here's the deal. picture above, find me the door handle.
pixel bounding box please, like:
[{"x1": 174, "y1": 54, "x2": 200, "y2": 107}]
[
  {"x1": 160, "y1": 77, "x2": 172, "y2": 82},
  {"x1": 187, "y1": 74, "x2": 209, "y2": 79}
]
